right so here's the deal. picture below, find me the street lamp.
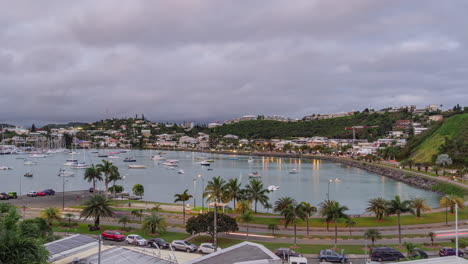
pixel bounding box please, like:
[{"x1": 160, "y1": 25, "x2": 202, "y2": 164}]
[
  {"x1": 198, "y1": 174, "x2": 205, "y2": 213},
  {"x1": 193, "y1": 178, "x2": 197, "y2": 208},
  {"x1": 62, "y1": 177, "x2": 69, "y2": 210},
  {"x1": 213, "y1": 196, "x2": 218, "y2": 252},
  {"x1": 327, "y1": 179, "x2": 333, "y2": 200},
  {"x1": 455, "y1": 202, "x2": 459, "y2": 256}
]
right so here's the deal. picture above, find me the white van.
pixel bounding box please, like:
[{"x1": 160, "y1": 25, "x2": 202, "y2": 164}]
[{"x1": 289, "y1": 256, "x2": 308, "y2": 264}]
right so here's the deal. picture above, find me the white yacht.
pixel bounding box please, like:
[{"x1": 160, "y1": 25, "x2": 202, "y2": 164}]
[
  {"x1": 178, "y1": 169, "x2": 185, "y2": 174},
  {"x1": 58, "y1": 169, "x2": 74, "y2": 177},
  {"x1": 128, "y1": 165, "x2": 146, "y2": 169},
  {"x1": 248, "y1": 172, "x2": 261, "y2": 178},
  {"x1": 289, "y1": 168, "x2": 299, "y2": 174}
]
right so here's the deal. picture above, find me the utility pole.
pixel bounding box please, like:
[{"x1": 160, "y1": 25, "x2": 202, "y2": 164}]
[
  {"x1": 455, "y1": 203, "x2": 459, "y2": 256},
  {"x1": 214, "y1": 197, "x2": 218, "y2": 252},
  {"x1": 98, "y1": 235, "x2": 102, "y2": 264}
]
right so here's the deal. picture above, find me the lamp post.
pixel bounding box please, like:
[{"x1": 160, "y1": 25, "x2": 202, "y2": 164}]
[
  {"x1": 193, "y1": 178, "x2": 197, "y2": 208},
  {"x1": 455, "y1": 202, "x2": 459, "y2": 255},
  {"x1": 198, "y1": 174, "x2": 205, "y2": 213},
  {"x1": 62, "y1": 177, "x2": 69, "y2": 210},
  {"x1": 213, "y1": 196, "x2": 218, "y2": 252},
  {"x1": 327, "y1": 179, "x2": 333, "y2": 200}
]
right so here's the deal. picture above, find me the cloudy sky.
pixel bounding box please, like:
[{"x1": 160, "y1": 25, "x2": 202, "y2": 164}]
[{"x1": 1, "y1": 0, "x2": 467, "y2": 125}]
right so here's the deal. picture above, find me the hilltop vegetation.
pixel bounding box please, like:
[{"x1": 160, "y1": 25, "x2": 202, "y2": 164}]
[
  {"x1": 212, "y1": 112, "x2": 412, "y2": 139},
  {"x1": 410, "y1": 113, "x2": 468, "y2": 164}
]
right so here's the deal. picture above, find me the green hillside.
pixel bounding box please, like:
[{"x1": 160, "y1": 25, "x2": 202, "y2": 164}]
[{"x1": 411, "y1": 113, "x2": 468, "y2": 163}]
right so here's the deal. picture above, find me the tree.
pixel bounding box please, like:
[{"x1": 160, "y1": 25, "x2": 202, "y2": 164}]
[
  {"x1": 174, "y1": 189, "x2": 193, "y2": 225},
  {"x1": 440, "y1": 195, "x2": 465, "y2": 214},
  {"x1": 415, "y1": 162, "x2": 422, "y2": 172},
  {"x1": 366, "y1": 198, "x2": 388, "y2": 220},
  {"x1": 235, "y1": 200, "x2": 252, "y2": 215},
  {"x1": 428, "y1": 232, "x2": 436, "y2": 246},
  {"x1": 80, "y1": 194, "x2": 114, "y2": 227},
  {"x1": 404, "y1": 242, "x2": 416, "y2": 255},
  {"x1": 322, "y1": 201, "x2": 349, "y2": 246},
  {"x1": 96, "y1": 160, "x2": 119, "y2": 197},
  {"x1": 237, "y1": 211, "x2": 254, "y2": 240},
  {"x1": 40, "y1": 207, "x2": 61, "y2": 226},
  {"x1": 279, "y1": 201, "x2": 307, "y2": 245},
  {"x1": 432, "y1": 165, "x2": 441, "y2": 176},
  {"x1": 245, "y1": 179, "x2": 269, "y2": 213},
  {"x1": 224, "y1": 178, "x2": 242, "y2": 209},
  {"x1": 31, "y1": 124, "x2": 36, "y2": 132},
  {"x1": 274, "y1": 197, "x2": 296, "y2": 213},
  {"x1": 132, "y1": 184, "x2": 144, "y2": 198},
  {"x1": 109, "y1": 169, "x2": 122, "y2": 197},
  {"x1": 300, "y1": 201, "x2": 317, "y2": 237},
  {"x1": 118, "y1": 215, "x2": 130, "y2": 230},
  {"x1": 410, "y1": 198, "x2": 431, "y2": 218},
  {"x1": 364, "y1": 229, "x2": 382, "y2": 246},
  {"x1": 142, "y1": 212, "x2": 167, "y2": 234},
  {"x1": 319, "y1": 199, "x2": 336, "y2": 231},
  {"x1": 387, "y1": 195, "x2": 413, "y2": 244},
  {"x1": 186, "y1": 212, "x2": 238, "y2": 241},
  {"x1": 203, "y1": 176, "x2": 226, "y2": 213},
  {"x1": 436, "y1": 154, "x2": 453, "y2": 175},
  {"x1": 345, "y1": 218, "x2": 356, "y2": 236},
  {"x1": 267, "y1": 224, "x2": 279, "y2": 236},
  {"x1": 108, "y1": 185, "x2": 123, "y2": 193},
  {"x1": 63, "y1": 213, "x2": 74, "y2": 224},
  {"x1": 84, "y1": 164, "x2": 102, "y2": 191}
]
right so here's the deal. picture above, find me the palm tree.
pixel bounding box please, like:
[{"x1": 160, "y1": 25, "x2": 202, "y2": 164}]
[
  {"x1": 432, "y1": 165, "x2": 441, "y2": 176},
  {"x1": 118, "y1": 215, "x2": 130, "y2": 230},
  {"x1": 322, "y1": 201, "x2": 349, "y2": 246},
  {"x1": 440, "y1": 195, "x2": 465, "y2": 214},
  {"x1": 364, "y1": 229, "x2": 382, "y2": 246},
  {"x1": 174, "y1": 189, "x2": 193, "y2": 225},
  {"x1": 300, "y1": 201, "x2": 317, "y2": 237},
  {"x1": 235, "y1": 200, "x2": 252, "y2": 215},
  {"x1": 345, "y1": 218, "x2": 356, "y2": 236},
  {"x1": 63, "y1": 213, "x2": 74, "y2": 224},
  {"x1": 264, "y1": 202, "x2": 272, "y2": 213},
  {"x1": 436, "y1": 154, "x2": 452, "y2": 175},
  {"x1": 428, "y1": 232, "x2": 436, "y2": 246},
  {"x1": 274, "y1": 197, "x2": 296, "y2": 213},
  {"x1": 319, "y1": 199, "x2": 336, "y2": 231},
  {"x1": 245, "y1": 179, "x2": 269, "y2": 213},
  {"x1": 109, "y1": 169, "x2": 122, "y2": 197},
  {"x1": 203, "y1": 176, "x2": 226, "y2": 213},
  {"x1": 404, "y1": 242, "x2": 416, "y2": 255},
  {"x1": 80, "y1": 194, "x2": 114, "y2": 227},
  {"x1": 267, "y1": 224, "x2": 279, "y2": 236},
  {"x1": 366, "y1": 198, "x2": 388, "y2": 220},
  {"x1": 151, "y1": 204, "x2": 161, "y2": 212},
  {"x1": 237, "y1": 210, "x2": 254, "y2": 240},
  {"x1": 142, "y1": 212, "x2": 167, "y2": 234},
  {"x1": 281, "y1": 202, "x2": 307, "y2": 245},
  {"x1": 131, "y1": 209, "x2": 143, "y2": 222},
  {"x1": 40, "y1": 207, "x2": 61, "y2": 226},
  {"x1": 387, "y1": 195, "x2": 413, "y2": 244},
  {"x1": 224, "y1": 178, "x2": 242, "y2": 209},
  {"x1": 96, "y1": 160, "x2": 119, "y2": 197},
  {"x1": 84, "y1": 164, "x2": 102, "y2": 191},
  {"x1": 409, "y1": 198, "x2": 431, "y2": 218}
]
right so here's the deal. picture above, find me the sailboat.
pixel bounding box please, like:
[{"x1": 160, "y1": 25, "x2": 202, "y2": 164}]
[{"x1": 72, "y1": 145, "x2": 90, "y2": 169}]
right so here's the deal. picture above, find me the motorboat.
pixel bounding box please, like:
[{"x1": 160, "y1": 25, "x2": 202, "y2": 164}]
[
  {"x1": 58, "y1": 169, "x2": 74, "y2": 177},
  {"x1": 248, "y1": 172, "x2": 261, "y2": 178},
  {"x1": 97, "y1": 154, "x2": 108, "y2": 158},
  {"x1": 109, "y1": 152, "x2": 120, "y2": 155},
  {"x1": 128, "y1": 165, "x2": 146, "y2": 169},
  {"x1": 247, "y1": 157, "x2": 254, "y2": 163},
  {"x1": 64, "y1": 161, "x2": 78, "y2": 166},
  {"x1": 289, "y1": 169, "x2": 299, "y2": 174},
  {"x1": 152, "y1": 155, "x2": 166, "y2": 160},
  {"x1": 200, "y1": 161, "x2": 210, "y2": 166},
  {"x1": 108, "y1": 156, "x2": 119, "y2": 159},
  {"x1": 29, "y1": 154, "x2": 47, "y2": 158},
  {"x1": 24, "y1": 173, "x2": 33, "y2": 177},
  {"x1": 72, "y1": 163, "x2": 90, "y2": 169},
  {"x1": 163, "y1": 161, "x2": 178, "y2": 167},
  {"x1": 207, "y1": 168, "x2": 214, "y2": 171},
  {"x1": 66, "y1": 159, "x2": 78, "y2": 162},
  {"x1": 267, "y1": 185, "x2": 280, "y2": 192},
  {"x1": 178, "y1": 169, "x2": 185, "y2": 174},
  {"x1": 90, "y1": 150, "x2": 99, "y2": 153},
  {"x1": 123, "y1": 157, "x2": 136, "y2": 162},
  {"x1": 334, "y1": 178, "x2": 342, "y2": 182},
  {"x1": 24, "y1": 159, "x2": 37, "y2": 165},
  {"x1": 0, "y1": 166, "x2": 12, "y2": 170},
  {"x1": 69, "y1": 151, "x2": 79, "y2": 155}
]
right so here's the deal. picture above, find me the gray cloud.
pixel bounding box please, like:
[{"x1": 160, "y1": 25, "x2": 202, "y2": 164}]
[{"x1": 0, "y1": 0, "x2": 467, "y2": 125}]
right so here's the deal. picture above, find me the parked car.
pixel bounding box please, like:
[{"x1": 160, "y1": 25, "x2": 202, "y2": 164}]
[
  {"x1": 27, "y1": 191, "x2": 37, "y2": 197},
  {"x1": 370, "y1": 247, "x2": 405, "y2": 262},
  {"x1": 289, "y1": 256, "x2": 308, "y2": 264},
  {"x1": 89, "y1": 187, "x2": 95, "y2": 193},
  {"x1": 0, "y1": 193, "x2": 10, "y2": 200},
  {"x1": 198, "y1": 243, "x2": 222, "y2": 254},
  {"x1": 101, "y1": 230, "x2": 126, "y2": 241},
  {"x1": 148, "y1": 238, "x2": 170, "y2": 249},
  {"x1": 408, "y1": 248, "x2": 428, "y2": 259},
  {"x1": 171, "y1": 240, "x2": 198, "y2": 253},
  {"x1": 44, "y1": 189, "x2": 55, "y2": 195},
  {"x1": 275, "y1": 248, "x2": 302, "y2": 260},
  {"x1": 439, "y1": 247, "x2": 464, "y2": 257},
  {"x1": 8, "y1": 192, "x2": 17, "y2": 199},
  {"x1": 126, "y1": 234, "x2": 148, "y2": 246},
  {"x1": 319, "y1": 249, "x2": 347, "y2": 263},
  {"x1": 36, "y1": 191, "x2": 47, "y2": 196}
]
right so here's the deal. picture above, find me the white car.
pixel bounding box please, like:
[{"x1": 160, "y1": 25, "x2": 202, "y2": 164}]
[
  {"x1": 126, "y1": 234, "x2": 147, "y2": 246},
  {"x1": 198, "y1": 243, "x2": 222, "y2": 254},
  {"x1": 27, "y1": 191, "x2": 37, "y2": 197}
]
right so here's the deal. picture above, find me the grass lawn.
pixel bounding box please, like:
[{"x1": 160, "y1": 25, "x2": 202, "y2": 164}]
[
  {"x1": 189, "y1": 235, "x2": 455, "y2": 255},
  {"x1": 52, "y1": 222, "x2": 188, "y2": 241}
]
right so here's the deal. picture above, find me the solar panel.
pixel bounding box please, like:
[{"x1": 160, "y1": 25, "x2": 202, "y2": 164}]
[{"x1": 45, "y1": 234, "x2": 97, "y2": 257}]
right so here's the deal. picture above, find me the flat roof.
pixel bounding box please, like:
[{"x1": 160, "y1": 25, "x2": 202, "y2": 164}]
[
  {"x1": 81, "y1": 247, "x2": 174, "y2": 264},
  {"x1": 389, "y1": 256, "x2": 468, "y2": 264},
  {"x1": 45, "y1": 234, "x2": 98, "y2": 262}
]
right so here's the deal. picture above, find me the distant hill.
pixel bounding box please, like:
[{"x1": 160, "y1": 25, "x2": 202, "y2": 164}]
[
  {"x1": 211, "y1": 112, "x2": 413, "y2": 139},
  {"x1": 41, "y1": 122, "x2": 88, "y2": 129},
  {"x1": 411, "y1": 113, "x2": 468, "y2": 164}
]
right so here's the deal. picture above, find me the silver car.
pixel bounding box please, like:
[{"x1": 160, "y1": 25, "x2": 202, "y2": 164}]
[{"x1": 171, "y1": 240, "x2": 198, "y2": 253}]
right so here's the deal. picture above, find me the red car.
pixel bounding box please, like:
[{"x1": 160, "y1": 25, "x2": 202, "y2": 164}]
[
  {"x1": 101, "y1": 230, "x2": 126, "y2": 241},
  {"x1": 36, "y1": 191, "x2": 47, "y2": 196}
]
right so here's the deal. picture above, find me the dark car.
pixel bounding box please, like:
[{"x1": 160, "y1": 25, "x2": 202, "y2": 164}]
[
  {"x1": 8, "y1": 192, "x2": 17, "y2": 199},
  {"x1": 44, "y1": 189, "x2": 55, "y2": 195},
  {"x1": 439, "y1": 247, "x2": 464, "y2": 257},
  {"x1": 0, "y1": 193, "x2": 10, "y2": 200},
  {"x1": 408, "y1": 248, "x2": 428, "y2": 259},
  {"x1": 89, "y1": 187, "x2": 95, "y2": 193},
  {"x1": 319, "y1": 249, "x2": 347, "y2": 263},
  {"x1": 274, "y1": 248, "x2": 302, "y2": 260},
  {"x1": 101, "y1": 230, "x2": 126, "y2": 241},
  {"x1": 370, "y1": 247, "x2": 405, "y2": 262},
  {"x1": 149, "y1": 238, "x2": 170, "y2": 249}
]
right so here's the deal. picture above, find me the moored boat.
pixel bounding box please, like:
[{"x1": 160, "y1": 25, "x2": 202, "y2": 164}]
[
  {"x1": 123, "y1": 157, "x2": 136, "y2": 162},
  {"x1": 128, "y1": 165, "x2": 146, "y2": 169},
  {"x1": 248, "y1": 172, "x2": 261, "y2": 178}
]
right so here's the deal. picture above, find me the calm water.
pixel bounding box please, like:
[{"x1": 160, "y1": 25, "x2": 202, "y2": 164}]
[{"x1": 0, "y1": 150, "x2": 441, "y2": 214}]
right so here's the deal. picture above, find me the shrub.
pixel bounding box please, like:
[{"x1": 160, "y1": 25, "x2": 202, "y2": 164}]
[
  {"x1": 108, "y1": 185, "x2": 124, "y2": 193},
  {"x1": 431, "y1": 183, "x2": 466, "y2": 197}
]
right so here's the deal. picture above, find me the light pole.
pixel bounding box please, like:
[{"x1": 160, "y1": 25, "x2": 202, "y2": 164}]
[
  {"x1": 327, "y1": 179, "x2": 333, "y2": 200},
  {"x1": 62, "y1": 177, "x2": 69, "y2": 210},
  {"x1": 213, "y1": 196, "x2": 218, "y2": 252},
  {"x1": 198, "y1": 174, "x2": 205, "y2": 213},
  {"x1": 193, "y1": 178, "x2": 197, "y2": 208},
  {"x1": 364, "y1": 235, "x2": 368, "y2": 263},
  {"x1": 455, "y1": 202, "x2": 459, "y2": 255}
]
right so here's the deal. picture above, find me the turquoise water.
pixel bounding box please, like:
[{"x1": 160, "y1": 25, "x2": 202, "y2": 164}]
[{"x1": 0, "y1": 150, "x2": 441, "y2": 214}]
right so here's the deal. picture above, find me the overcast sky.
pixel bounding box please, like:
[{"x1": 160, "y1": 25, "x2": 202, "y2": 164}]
[{"x1": 1, "y1": 0, "x2": 467, "y2": 125}]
